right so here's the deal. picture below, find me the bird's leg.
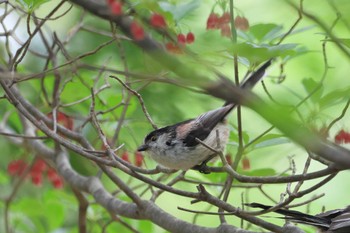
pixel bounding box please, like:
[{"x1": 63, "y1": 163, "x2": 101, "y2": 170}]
[
  {"x1": 192, "y1": 133, "x2": 222, "y2": 174},
  {"x1": 191, "y1": 154, "x2": 217, "y2": 174}
]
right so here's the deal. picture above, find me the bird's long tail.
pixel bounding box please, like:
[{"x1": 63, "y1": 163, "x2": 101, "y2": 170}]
[
  {"x1": 240, "y1": 59, "x2": 272, "y2": 89},
  {"x1": 246, "y1": 203, "x2": 331, "y2": 229},
  {"x1": 222, "y1": 59, "x2": 272, "y2": 109}
]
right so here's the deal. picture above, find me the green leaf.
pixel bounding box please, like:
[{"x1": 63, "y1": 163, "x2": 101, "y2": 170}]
[
  {"x1": 193, "y1": 30, "x2": 233, "y2": 56},
  {"x1": 324, "y1": 38, "x2": 350, "y2": 48},
  {"x1": 319, "y1": 87, "x2": 350, "y2": 109},
  {"x1": 15, "y1": 0, "x2": 49, "y2": 11},
  {"x1": 277, "y1": 25, "x2": 315, "y2": 39},
  {"x1": 138, "y1": 220, "x2": 154, "y2": 232},
  {"x1": 240, "y1": 168, "x2": 277, "y2": 176},
  {"x1": 13, "y1": 198, "x2": 43, "y2": 216},
  {"x1": 245, "y1": 24, "x2": 315, "y2": 43},
  {"x1": 229, "y1": 128, "x2": 250, "y2": 146},
  {"x1": 0, "y1": 170, "x2": 9, "y2": 185},
  {"x1": 11, "y1": 214, "x2": 39, "y2": 233},
  {"x1": 45, "y1": 202, "x2": 64, "y2": 229},
  {"x1": 229, "y1": 42, "x2": 298, "y2": 63},
  {"x1": 249, "y1": 24, "x2": 282, "y2": 42},
  {"x1": 43, "y1": 191, "x2": 66, "y2": 229},
  {"x1": 262, "y1": 25, "x2": 284, "y2": 42},
  {"x1": 159, "y1": 0, "x2": 200, "y2": 21},
  {"x1": 301, "y1": 78, "x2": 323, "y2": 103},
  {"x1": 249, "y1": 134, "x2": 290, "y2": 149}
]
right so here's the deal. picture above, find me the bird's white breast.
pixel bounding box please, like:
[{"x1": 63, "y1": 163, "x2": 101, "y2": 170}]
[{"x1": 149, "y1": 123, "x2": 230, "y2": 170}]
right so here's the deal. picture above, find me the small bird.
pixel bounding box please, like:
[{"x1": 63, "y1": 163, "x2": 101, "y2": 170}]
[
  {"x1": 138, "y1": 60, "x2": 272, "y2": 173},
  {"x1": 246, "y1": 202, "x2": 350, "y2": 233}
]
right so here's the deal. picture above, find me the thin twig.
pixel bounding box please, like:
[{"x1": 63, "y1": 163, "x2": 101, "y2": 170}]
[{"x1": 111, "y1": 75, "x2": 157, "y2": 129}]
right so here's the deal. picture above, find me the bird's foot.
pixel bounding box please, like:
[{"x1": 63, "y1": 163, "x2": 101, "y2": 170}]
[{"x1": 192, "y1": 163, "x2": 211, "y2": 174}]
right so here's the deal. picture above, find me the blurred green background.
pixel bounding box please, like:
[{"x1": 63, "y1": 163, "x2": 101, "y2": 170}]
[{"x1": 1, "y1": 0, "x2": 350, "y2": 232}]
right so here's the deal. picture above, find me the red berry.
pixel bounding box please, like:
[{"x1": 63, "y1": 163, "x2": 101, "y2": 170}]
[
  {"x1": 335, "y1": 130, "x2": 344, "y2": 143},
  {"x1": 220, "y1": 12, "x2": 230, "y2": 24},
  {"x1": 150, "y1": 13, "x2": 166, "y2": 28},
  {"x1": 166, "y1": 42, "x2": 175, "y2": 51},
  {"x1": 225, "y1": 154, "x2": 232, "y2": 165},
  {"x1": 47, "y1": 167, "x2": 64, "y2": 188},
  {"x1": 47, "y1": 168, "x2": 59, "y2": 181},
  {"x1": 221, "y1": 24, "x2": 231, "y2": 38},
  {"x1": 242, "y1": 157, "x2": 250, "y2": 170},
  {"x1": 31, "y1": 172, "x2": 42, "y2": 186},
  {"x1": 177, "y1": 33, "x2": 186, "y2": 44},
  {"x1": 130, "y1": 21, "x2": 145, "y2": 41},
  {"x1": 33, "y1": 159, "x2": 47, "y2": 173},
  {"x1": 186, "y1": 32, "x2": 195, "y2": 44},
  {"x1": 7, "y1": 159, "x2": 27, "y2": 176},
  {"x1": 121, "y1": 152, "x2": 130, "y2": 163},
  {"x1": 7, "y1": 162, "x2": 17, "y2": 176},
  {"x1": 134, "y1": 151, "x2": 143, "y2": 167},
  {"x1": 206, "y1": 13, "x2": 219, "y2": 30},
  {"x1": 110, "y1": 1, "x2": 122, "y2": 15},
  {"x1": 335, "y1": 130, "x2": 350, "y2": 144},
  {"x1": 234, "y1": 16, "x2": 249, "y2": 31},
  {"x1": 52, "y1": 177, "x2": 64, "y2": 189}
]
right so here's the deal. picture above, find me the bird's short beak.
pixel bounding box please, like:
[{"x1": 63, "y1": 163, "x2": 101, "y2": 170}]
[{"x1": 137, "y1": 144, "x2": 149, "y2": 151}]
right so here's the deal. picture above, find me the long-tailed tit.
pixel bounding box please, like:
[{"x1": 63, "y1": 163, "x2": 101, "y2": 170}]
[{"x1": 138, "y1": 60, "x2": 272, "y2": 173}]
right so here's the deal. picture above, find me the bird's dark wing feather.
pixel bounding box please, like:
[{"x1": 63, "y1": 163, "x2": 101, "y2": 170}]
[{"x1": 182, "y1": 104, "x2": 233, "y2": 147}]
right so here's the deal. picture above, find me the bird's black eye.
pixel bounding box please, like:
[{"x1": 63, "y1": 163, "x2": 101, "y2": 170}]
[
  {"x1": 166, "y1": 140, "x2": 172, "y2": 146},
  {"x1": 151, "y1": 135, "x2": 157, "y2": 141}
]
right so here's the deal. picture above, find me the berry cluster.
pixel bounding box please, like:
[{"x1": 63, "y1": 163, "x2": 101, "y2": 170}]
[
  {"x1": 165, "y1": 32, "x2": 195, "y2": 54},
  {"x1": 121, "y1": 151, "x2": 143, "y2": 167},
  {"x1": 7, "y1": 159, "x2": 27, "y2": 176},
  {"x1": 106, "y1": 0, "x2": 146, "y2": 41},
  {"x1": 104, "y1": 5, "x2": 197, "y2": 52},
  {"x1": 207, "y1": 12, "x2": 230, "y2": 29},
  {"x1": 7, "y1": 158, "x2": 64, "y2": 188},
  {"x1": 234, "y1": 16, "x2": 249, "y2": 31},
  {"x1": 335, "y1": 130, "x2": 350, "y2": 144},
  {"x1": 178, "y1": 32, "x2": 195, "y2": 44},
  {"x1": 206, "y1": 12, "x2": 231, "y2": 38},
  {"x1": 206, "y1": 12, "x2": 249, "y2": 37},
  {"x1": 147, "y1": 12, "x2": 197, "y2": 53}
]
